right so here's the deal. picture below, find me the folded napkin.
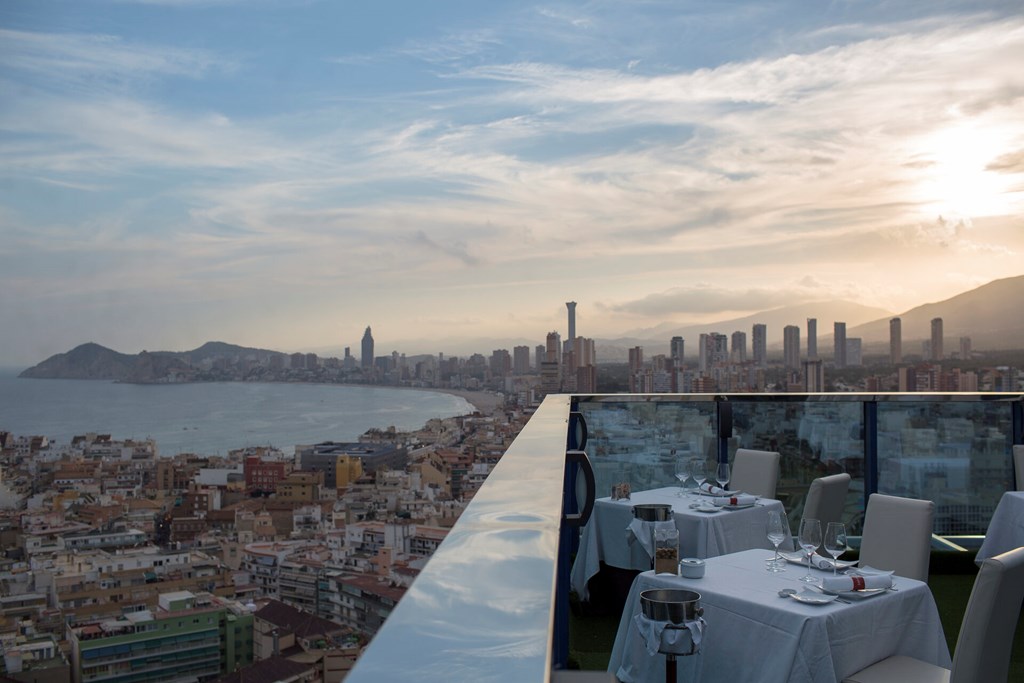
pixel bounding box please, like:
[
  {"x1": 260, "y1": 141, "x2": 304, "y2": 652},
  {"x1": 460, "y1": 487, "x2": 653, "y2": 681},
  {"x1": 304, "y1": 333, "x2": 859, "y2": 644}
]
[
  {"x1": 634, "y1": 613, "x2": 706, "y2": 656},
  {"x1": 820, "y1": 573, "x2": 892, "y2": 592},
  {"x1": 626, "y1": 519, "x2": 677, "y2": 558},
  {"x1": 712, "y1": 494, "x2": 758, "y2": 507},
  {"x1": 812, "y1": 553, "x2": 856, "y2": 570}
]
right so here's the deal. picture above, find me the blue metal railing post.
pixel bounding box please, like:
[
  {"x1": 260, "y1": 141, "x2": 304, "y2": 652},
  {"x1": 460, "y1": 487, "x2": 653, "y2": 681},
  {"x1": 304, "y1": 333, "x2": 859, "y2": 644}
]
[{"x1": 864, "y1": 400, "x2": 879, "y2": 508}]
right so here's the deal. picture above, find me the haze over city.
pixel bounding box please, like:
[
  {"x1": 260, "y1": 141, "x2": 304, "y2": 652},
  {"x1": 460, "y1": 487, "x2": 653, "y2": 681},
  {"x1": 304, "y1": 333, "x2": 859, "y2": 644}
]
[{"x1": 2, "y1": 1, "x2": 1024, "y2": 368}]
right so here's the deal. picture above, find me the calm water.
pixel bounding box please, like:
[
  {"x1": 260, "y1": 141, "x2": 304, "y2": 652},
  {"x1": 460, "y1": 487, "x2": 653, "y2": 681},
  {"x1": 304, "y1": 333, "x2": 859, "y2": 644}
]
[{"x1": 0, "y1": 372, "x2": 474, "y2": 456}]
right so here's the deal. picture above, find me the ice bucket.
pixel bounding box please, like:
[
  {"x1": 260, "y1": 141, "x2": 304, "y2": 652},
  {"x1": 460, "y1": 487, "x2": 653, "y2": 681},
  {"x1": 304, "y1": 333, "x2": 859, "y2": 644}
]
[
  {"x1": 633, "y1": 503, "x2": 673, "y2": 522},
  {"x1": 639, "y1": 589, "x2": 703, "y2": 625}
]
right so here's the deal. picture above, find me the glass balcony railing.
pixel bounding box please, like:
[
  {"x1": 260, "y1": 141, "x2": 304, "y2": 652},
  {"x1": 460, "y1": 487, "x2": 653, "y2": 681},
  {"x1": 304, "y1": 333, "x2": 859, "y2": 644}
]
[{"x1": 347, "y1": 392, "x2": 1023, "y2": 682}]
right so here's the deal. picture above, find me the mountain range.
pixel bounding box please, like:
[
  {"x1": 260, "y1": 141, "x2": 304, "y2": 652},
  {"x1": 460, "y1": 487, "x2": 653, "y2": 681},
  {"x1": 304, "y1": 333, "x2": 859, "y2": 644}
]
[{"x1": 19, "y1": 274, "x2": 1024, "y2": 376}]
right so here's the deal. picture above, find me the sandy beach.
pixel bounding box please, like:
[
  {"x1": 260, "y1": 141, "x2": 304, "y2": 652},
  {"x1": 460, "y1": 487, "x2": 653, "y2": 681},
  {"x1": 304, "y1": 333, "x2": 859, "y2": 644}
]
[{"x1": 402, "y1": 386, "x2": 506, "y2": 416}]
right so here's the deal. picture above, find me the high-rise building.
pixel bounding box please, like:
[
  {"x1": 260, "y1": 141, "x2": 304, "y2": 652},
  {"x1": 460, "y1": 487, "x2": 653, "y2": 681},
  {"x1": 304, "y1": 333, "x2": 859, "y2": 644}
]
[
  {"x1": 834, "y1": 322, "x2": 847, "y2": 368},
  {"x1": 361, "y1": 326, "x2": 374, "y2": 368},
  {"x1": 783, "y1": 325, "x2": 800, "y2": 370},
  {"x1": 846, "y1": 338, "x2": 862, "y2": 366},
  {"x1": 889, "y1": 317, "x2": 902, "y2": 365},
  {"x1": 803, "y1": 359, "x2": 825, "y2": 392},
  {"x1": 752, "y1": 324, "x2": 767, "y2": 368},
  {"x1": 513, "y1": 345, "x2": 531, "y2": 374},
  {"x1": 698, "y1": 333, "x2": 728, "y2": 372},
  {"x1": 566, "y1": 301, "x2": 577, "y2": 352},
  {"x1": 545, "y1": 332, "x2": 561, "y2": 363},
  {"x1": 806, "y1": 318, "x2": 818, "y2": 359},
  {"x1": 931, "y1": 318, "x2": 944, "y2": 361},
  {"x1": 731, "y1": 331, "x2": 747, "y2": 363},
  {"x1": 670, "y1": 336, "x2": 684, "y2": 363},
  {"x1": 535, "y1": 345, "x2": 545, "y2": 370},
  {"x1": 959, "y1": 336, "x2": 972, "y2": 361}
]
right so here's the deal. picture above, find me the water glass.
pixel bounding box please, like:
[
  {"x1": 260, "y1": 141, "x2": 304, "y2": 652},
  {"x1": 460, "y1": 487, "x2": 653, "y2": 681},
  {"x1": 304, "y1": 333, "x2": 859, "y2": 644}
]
[
  {"x1": 797, "y1": 518, "x2": 821, "y2": 583},
  {"x1": 674, "y1": 456, "x2": 690, "y2": 496},
  {"x1": 823, "y1": 522, "x2": 848, "y2": 576},
  {"x1": 765, "y1": 509, "x2": 788, "y2": 572},
  {"x1": 715, "y1": 462, "x2": 730, "y2": 490}
]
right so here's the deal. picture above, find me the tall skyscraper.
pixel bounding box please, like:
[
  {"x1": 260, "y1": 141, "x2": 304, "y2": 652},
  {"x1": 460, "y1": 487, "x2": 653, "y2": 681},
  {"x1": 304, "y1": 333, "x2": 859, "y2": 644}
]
[
  {"x1": 731, "y1": 331, "x2": 747, "y2": 363},
  {"x1": 783, "y1": 325, "x2": 800, "y2": 370},
  {"x1": 545, "y1": 331, "x2": 561, "y2": 363},
  {"x1": 670, "y1": 336, "x2": 684, "y2": 363},
  {"x1": 752, "y1": 324, "x2": 767, "y2": 368},
  {"x1": 566, "y1": 301, "x2": 577, "y2": 352},
  {"x1": 889, "y1": 317, "x2": 902, "y2": 365},
  {"x1": 959, "y1": 336, "x2": 972, "y2": 361},
  {"x1": 834, "y1": 322, "x2": 847, "y2": 368},
  {"x1": 931, "y1": 318, "x2": 944, "y2": 361},
  {"x1": 806, "y1": 318, "x2": 817, "y2": 359},
  {"x1": 803, "y1": 359, "x2": 824, "y2": 392},
  {"x1": 513, "y1": 345, "x2": 531, "y2": 374},
  {"x1": 361, "y1": 326, "x2": 374, "y2": 368}
]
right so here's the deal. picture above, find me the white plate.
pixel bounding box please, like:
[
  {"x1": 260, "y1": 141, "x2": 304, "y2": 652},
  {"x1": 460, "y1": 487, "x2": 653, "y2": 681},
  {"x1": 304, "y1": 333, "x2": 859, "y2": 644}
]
[
  {"x1": 723, "y1": 503, "x2": 756, "y2": 510},
  {"x1": 696, "y1": 489, "x2": 740, "y2": 497},
  {"x1": 788, "y1": 589, "x2": 838, "y2": 605},
  {"x1": 693, "y1": 505, "x2": 721, "y2": 513}
]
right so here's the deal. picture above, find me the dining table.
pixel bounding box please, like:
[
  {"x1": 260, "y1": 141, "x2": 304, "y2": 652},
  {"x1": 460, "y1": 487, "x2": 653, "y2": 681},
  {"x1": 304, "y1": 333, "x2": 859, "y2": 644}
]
[
  {"x1": 607, "y1": 548, "x2": 951, "y2": 683},
  {"x1": 976, "y1": 490, "x2": 1024, "y2": 563},
  {"x1": 570, "y1": 486, "x2": 788, "y2": 601}
]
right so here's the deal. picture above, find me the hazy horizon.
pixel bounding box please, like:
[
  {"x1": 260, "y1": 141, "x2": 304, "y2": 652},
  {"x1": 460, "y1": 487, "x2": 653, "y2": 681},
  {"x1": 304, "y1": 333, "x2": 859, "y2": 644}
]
[{"x1": 3, "y1": 2, "x2": 1023, "y2": 367}]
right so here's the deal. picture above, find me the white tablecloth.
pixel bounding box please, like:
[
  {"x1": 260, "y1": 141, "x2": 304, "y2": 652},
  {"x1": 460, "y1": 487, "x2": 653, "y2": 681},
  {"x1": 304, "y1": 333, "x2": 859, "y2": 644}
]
[
  {"x1": 977, "y1": 491, "x2": 1024, "y2": 563},
  {"x1": 608, "y1": 549, "x2": 951, "y2": 683},
  {"x1": 570, "y1": 487, "x2": 788, "y2": 600}
]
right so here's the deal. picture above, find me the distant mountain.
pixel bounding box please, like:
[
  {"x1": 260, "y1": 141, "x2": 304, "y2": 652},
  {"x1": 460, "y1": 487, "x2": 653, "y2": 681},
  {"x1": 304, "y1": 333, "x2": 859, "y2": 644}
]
[
  {"x1": 19, "y1": 342, "x2": 139, "y2": 380},
  {"x1": 19, "y1": 341, "x2": 284, "y2": 381},
  {"x1": 847, "y1": 274, "x2": 1024, "y2": 351}
]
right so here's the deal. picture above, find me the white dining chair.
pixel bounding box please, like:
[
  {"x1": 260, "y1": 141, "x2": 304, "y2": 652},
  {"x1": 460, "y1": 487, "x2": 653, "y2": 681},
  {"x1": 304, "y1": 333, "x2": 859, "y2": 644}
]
[
  {"x1": 857, "y1": 493, "x2": 933, "y2": 582},
  {"x1": 842, "y1": 545, "x2": 1024, "y2": 683},
  {"x1": 802, "y1": 472, "x2": 851, "y2": 528},
  {"x1": 1014, "y1": 444, "x2": 1024, "y2": 490},
  {"x1": 730, "y1": 448, "x2": 780, "y2": 499}
]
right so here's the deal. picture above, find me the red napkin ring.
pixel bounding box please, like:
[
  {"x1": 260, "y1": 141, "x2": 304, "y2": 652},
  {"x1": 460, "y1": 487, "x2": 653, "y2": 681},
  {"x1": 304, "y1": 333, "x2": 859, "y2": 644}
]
[
  {"x1": 851, "y1": 576, "x2": 866, "y2": 591},
  {"x1": 730, "y1": 496, "x2": 738, "y2": 505}
]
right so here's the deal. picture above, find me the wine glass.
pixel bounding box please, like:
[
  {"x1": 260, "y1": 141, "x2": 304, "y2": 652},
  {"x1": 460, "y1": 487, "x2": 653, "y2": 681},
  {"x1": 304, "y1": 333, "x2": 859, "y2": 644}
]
[
  {"x1": 715, "y1": 462, "x2": 731, "y2": 491},
  {"x1": 691, "y1": 459, "x2": 707, "y2": 493},
  {"x1": 674, "y1": 456, "x2": 690, "y2": 497},
  {"x1": 823, "y1": 522, "x2": 848, "y2": 577},
  {"x1": 797, "y1": 518, "x2": 822, "y2": 583},
  {"x1": 765, "y1": 509, "x2": 788, "y2": 572}
]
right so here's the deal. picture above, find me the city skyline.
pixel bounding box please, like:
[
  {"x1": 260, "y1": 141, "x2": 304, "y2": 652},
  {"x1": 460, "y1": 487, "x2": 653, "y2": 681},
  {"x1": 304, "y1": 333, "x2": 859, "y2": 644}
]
[{"x1": 3, "y1": 2, "x2": 1024, "y2": 368}]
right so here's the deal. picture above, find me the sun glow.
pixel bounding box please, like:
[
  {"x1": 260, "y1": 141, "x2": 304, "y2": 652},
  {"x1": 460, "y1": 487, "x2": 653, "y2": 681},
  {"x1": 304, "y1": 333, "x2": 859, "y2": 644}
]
[{"x1": 912, "y1": 123, "x2": 1015, "y2": 219}]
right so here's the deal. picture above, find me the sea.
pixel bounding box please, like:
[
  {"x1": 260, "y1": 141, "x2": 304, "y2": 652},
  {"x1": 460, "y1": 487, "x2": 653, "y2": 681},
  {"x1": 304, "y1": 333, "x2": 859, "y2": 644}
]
[{"x1": 0, "y1": 370, "x2": 475, "y2": 456}]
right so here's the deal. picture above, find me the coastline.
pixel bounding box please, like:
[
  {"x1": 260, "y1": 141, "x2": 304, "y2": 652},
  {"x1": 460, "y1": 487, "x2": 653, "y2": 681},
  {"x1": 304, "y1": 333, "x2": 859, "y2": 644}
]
[{"x1": 399, "y1": 386, "x2": 506, "y2": 416}]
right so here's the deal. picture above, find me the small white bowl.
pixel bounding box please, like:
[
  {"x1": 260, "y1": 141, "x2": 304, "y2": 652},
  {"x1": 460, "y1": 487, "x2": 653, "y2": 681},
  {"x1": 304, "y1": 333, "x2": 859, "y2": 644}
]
[{"x1": 679, "y1": 558, "x2": 706, "y2": 578}]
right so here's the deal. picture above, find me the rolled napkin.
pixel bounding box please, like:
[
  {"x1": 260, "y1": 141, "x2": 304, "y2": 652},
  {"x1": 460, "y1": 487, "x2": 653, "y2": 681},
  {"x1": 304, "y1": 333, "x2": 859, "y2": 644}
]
[
  {"x1": 711, "y1": 494, "x2": 758, "y2": 507},
  {"x1": 698, "y1": 483, "x2": 730, "y2": 495},
  {"x1": 820, "y1": 573, "x2": 892, "y2": 592}
]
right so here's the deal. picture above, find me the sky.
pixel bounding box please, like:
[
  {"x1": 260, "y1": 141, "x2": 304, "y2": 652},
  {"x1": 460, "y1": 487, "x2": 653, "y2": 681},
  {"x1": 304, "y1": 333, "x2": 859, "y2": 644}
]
[{"x1": 2, "y1": 1, "x2": 1024, "y2": 368}]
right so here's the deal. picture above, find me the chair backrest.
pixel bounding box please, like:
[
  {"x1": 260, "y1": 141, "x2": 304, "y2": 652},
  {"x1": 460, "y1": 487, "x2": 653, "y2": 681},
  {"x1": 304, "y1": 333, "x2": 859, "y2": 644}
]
[
  {"x1": 802, "y1": 473, "x2": 851, "y2": 528},
  {"x1": 731, "y1": 448, "x2": 780, "y2": 499},
  {"x1": 858, "y1": 493, "x2": 934, "y2": 582},
  {"x1": 950, "y1": 545, "x2": 1024, "y2": 683},
  {"x1": 1014, "y1": 445, "x2": 1024, "y2": 491}
]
